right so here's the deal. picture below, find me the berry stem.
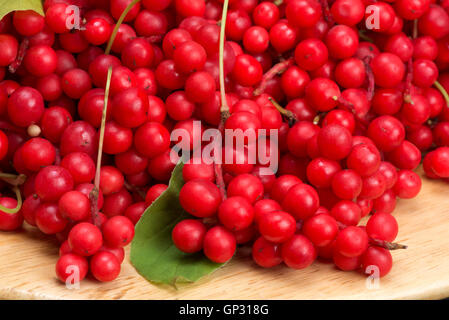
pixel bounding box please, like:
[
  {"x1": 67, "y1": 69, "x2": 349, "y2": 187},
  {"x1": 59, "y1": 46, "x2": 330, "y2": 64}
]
[
  {"x1": 214, "y1": 0, "x2": 230, "y2": 200},
  {"x1": 363, "y1": 57, "x2": 375, "y2": 100},
  {"x1": 0, "y1": 186, "x2": 22, "y2": 215},
  {"x1": 403, "y1": 59, "x2": 414, "y2": 98},
  {"x1": 253, "y1": 57, "x2": 295, "y2": 96},
  {"x1": 0, "y1": 173, "x2": 26, "y2": 187},
  {"x1": 219, "y1": 0, "x2": 230, "y2": 119},
  {"x1": 268, "y1": 97, "x2": 297, "y2": 125},
  {"x1": 8, "y1": 38, "x2": 29, "y2": 74},
  {"x1": 273, "y1": 0, "x2": 283, "y2": 6},
  {"x1": 369, "y1": 238, "x2": 408, "y2": 250},
  {"x1": 105, "y1": 0, "x2": 141, "y2": 55},
  {"x1": 89, "y1": 66, "x2": 113, "y2": 227},
  {"x1": 434, "y1": 81, "x2": 449, "y2": 108},
  {"x1": 413, "y1": 19, "x2": 418, "y2": 39}
]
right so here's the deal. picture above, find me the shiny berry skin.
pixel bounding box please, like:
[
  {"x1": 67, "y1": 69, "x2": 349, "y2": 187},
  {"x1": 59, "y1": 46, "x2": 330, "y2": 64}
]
[
  {"x1": 58, "y1": 191, "x2": 90, "y2": 221},
  {"x1": 269, "y1": 21, "x2": 298, "y2": 53},
  {"x1": 0, "y1": 34, "x2": 18, "y2": 66},
  {"x1": 35, "y1": 166, "x2": 74, "y2": 202},
  {"x1": 61, "y1": 152, "x2": 95, "y2": 184},
  {"x1": 393, "y1": 170, "x2": 422, "y2": 199},
  {"x1": 294, "y1": 39, "x2": 328, "y2": 71},
  {"x1": 179, "y1": 180, "x2": 222, "y2": 218},
  {"x1": 124, "y1": 202, "x2": 146, "y2": 225},
  {"x1": 347, "y1": 143, "x2": 381, "y2": 177},
  {"x1": 99, "y1": 166, "x2": 124, "y2": 195},
  {"x1": 418, "y1": 4, "x2": 449, "y2": 40},
  {"x1": 134, "y1": 122, "x2": 170, "y2": 158},
  {"x1": 83, "y1": 18, "x2": 112, "y2": 46},
  {"x1": 253, "y1": 199, "x2": 282, "y2": 224},
  {"x1": 60, "y1": 121, "x2": 98, "y2": 158},
  {"x1": 55, "y1": 254, "x2": 88, "y2": 283},
  {"x1": 165, "y1": 91, "x2": 195, "y2": 121},
  {"x1": 35, "y1": 203, "x2": 68, "y2": 235},
  {"x1": 281, "y1": 67, "x2": 310, "y2": 99},
  {"x1": 68, "y1": 222, "x2": 103, "y2": 257},
  {"x1": 331, "y1": 0, "x2": 364, "y2": 26},
  {"x1": 270, "y1": 175, "x2": 302, "y2": 204},
  {"x1": 335, "y1": 58, "x2": 365, "y2": 89},
  {"x1": 387, "y1": 141, "x2": 421, "y2": 171},
  {"x1": 203, "y1": 226, "x2": 236, "y2": 263},
  {"x1": 252, "y1": 236, "x2": 283, "y2": 268},
  {"x1": 370, "y1": 53, "x2": 405, "y2": 89},
  {"x1": 367, "y1": 116, "x2": 405, "y2": 152},
  {"x1": 335, "y1": 226, "x2": 368, "y2": 258},
  {"x1": 218, "y1": 196, "x2": 254, "y2": 231},
  {"x1": 306, "y1": 78, "x2": 341, "y2": 112},
  {"x1": 185, "y1": 71, "x2": 216, "y2": 103},
  {"x1": 331, "y1": 200, "x2": 361, "y2": 226},
  {"x1": 7, "y1": 87, "x2": 44, "y2": 128},
  {"x1": 331, "y1": 169, "x2": 363, "y2": 200},
  {"x1": 243, "y1": 26, "x2": 269, "y2": 53},
  {"x1": 303, "y1": 214, "x2": 338, "y2": 247},
  {"x1": 182, "y1": 160, "x2": 214, "y2": 182},
  {"x1": 102, "y1": 216, "x2": 135, "y2": 248},
  {"x1": 61, "y1": 68, "x2": 92, "y2": 99},
  {"x1": 227, "y1": 174, "x2": 264, "y2": 204},
  {"x1": 232, "y1": 54, "x2": 263, "y2": 86},
  {"x1": 325, "y1": 25, "x2": 358, "y2": 60},
  {"x1": 172, "y1": 219, "x2": 207, "y2": 253},
  {"x1": 0, "y1": 197, "x2": 23, "y2": 231},
  {"x1": 361, "y1": 246, "x2": 393, "y2": 278},
  {"x1": 103, "y1": 121, "x2": 133, "y2": 155},
  {"x1": 306, "y1": 158, "x2": 341, "y2": 189},
  {"x1": 287, "y1": 121, "x2": 320, "y2": 158},
  {"x1": 90, "y1": 251, "x2": 121, "y2": 282},
  {"x1": 258, "y1": 210, "x2": 296, "y2": 243},
  {"x1": 333, "y1": 251, "x2": 361, "y2": 271},
  {"x1": 282, "y1": 183, "x2": 320, "y2": 220},
  {"x1": 366, "y1": 213, "x2": 398, "y2": 243},
  {"x1": 285, "y1": 0, "x2": 322, "y2": 28},
  {"x1": 24, "y1": 45, "x2": 58, "y2": 77},
  {"x1": 252, "y1": 2, "x2": 279, "y2": 29},
  {"x1": 318, "y1": 124, "x2": 352, "y2": 160},
  {"x1": 41, "y1": 106, "x2": 73, "y2": 143},
  {"x1": 20, "y1": 138, "x2": 56, "y2": 172},
  {"x1": 145, "y1": 184, "x2": 168, "y2": 206},
  {"x1": 281, "y1": 234, "x2": 317, "y2": 269},
  {"x1": 173, "y1": 40, "x2": 206, "y2": 74}
]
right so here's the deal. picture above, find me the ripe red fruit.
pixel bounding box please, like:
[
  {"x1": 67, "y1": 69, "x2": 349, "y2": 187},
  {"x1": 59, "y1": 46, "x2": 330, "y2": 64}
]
[
  {"x1": 68, "y1": 222, "x2": 103, "y2": 257},
  {"x1": 361, "y1": 246, "x2": 393, "y2": 278},
  {"x1": 34, "y1": 166, "x2": 74, "y2": 202},
  {"x1": 172, "y1": 219, "x2": 207, "y2": 253},
  {"x1": 58, "y1": 191, "x2": 90, "y2": 221},
  {"x1": 282, "y1": 183, "x2": 320, "y2": 220},
  {"x1": 203, "y1": 226, "x2": 236, "y2": 263},
  {"x1": 227, "y1": 174, "x2": 264, "y2": 204},
  {"x1": 258, "y1": 210, "x2": 296, "y2": 243},
  {"x1": 303, "y1": 214, "x2": 338, "y2": 247},
  {"x1": 90, "y1": 251, "x2": 121, "y2": 282},
  {"x1": 55, "y1": 254, "x2": 88, "y2": 283},
  {"x1": 218, "y1": 196, "x2": 254, "y2": 231},
  {"x1": 102, "y1": 216, "x2": 135, "y2": 248},
  {"x1": 0, "y1": 34, "x2": 18, "y2": 67},
  {"x1": 281, "y1": 234, "x2": 317, "y2": 269},
  {"x1": 252, "y1": 236, "x2": 283, "y2": 268},
  {"x1": 335, "y1": 226, "x2": 368, "y2": 258},
  {"x1": 179, "y1": 179, "x2": 222, "y2": 218},
  {"x1": 317, "y1": 124, "x2": 352, "y2": 160}
]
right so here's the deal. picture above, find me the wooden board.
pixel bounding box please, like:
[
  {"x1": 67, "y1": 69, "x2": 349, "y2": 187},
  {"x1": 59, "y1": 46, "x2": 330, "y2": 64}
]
[{"x1": 0, "y1": 168, "x2": 448, "y2": 300}]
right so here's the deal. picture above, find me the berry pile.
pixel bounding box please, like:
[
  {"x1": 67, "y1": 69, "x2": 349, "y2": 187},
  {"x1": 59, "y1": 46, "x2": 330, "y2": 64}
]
[{"x1": 0, "y1": 0, "x2": 447, "y2": 286}]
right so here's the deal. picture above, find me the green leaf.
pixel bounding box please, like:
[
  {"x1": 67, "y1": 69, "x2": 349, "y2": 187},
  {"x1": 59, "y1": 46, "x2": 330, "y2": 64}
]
[
  {"x1": 0, "y1": 0, "x2": 45, "y2": 21},
  {"x1": 130, "y1": 162, "x2": 225, "y2": 287}
]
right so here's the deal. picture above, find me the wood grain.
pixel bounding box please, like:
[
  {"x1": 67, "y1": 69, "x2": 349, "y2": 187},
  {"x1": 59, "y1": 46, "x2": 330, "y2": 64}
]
[{"x1": 0, "y1": 168, "x2": 448, "y2": 300}]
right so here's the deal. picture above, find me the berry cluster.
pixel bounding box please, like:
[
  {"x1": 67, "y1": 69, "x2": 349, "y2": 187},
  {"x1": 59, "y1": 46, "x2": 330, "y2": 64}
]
[{"x1": 0, "y1": 0, "x2": 446, "y2": 286}]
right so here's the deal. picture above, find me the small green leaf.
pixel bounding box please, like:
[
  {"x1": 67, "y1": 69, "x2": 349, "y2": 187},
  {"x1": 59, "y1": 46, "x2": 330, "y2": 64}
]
[
  {"x1": 0, "y1": 0, "x2": 45, "y2": 21},
  {"x1": 130, "y1": 162, "x2": 225, "y2": 287}
]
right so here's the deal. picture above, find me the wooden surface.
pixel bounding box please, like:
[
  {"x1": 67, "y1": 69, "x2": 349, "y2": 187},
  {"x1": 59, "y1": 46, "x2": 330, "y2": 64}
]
[{"x1": 0, "y1": 168, "x2": 448, "y2": 300}]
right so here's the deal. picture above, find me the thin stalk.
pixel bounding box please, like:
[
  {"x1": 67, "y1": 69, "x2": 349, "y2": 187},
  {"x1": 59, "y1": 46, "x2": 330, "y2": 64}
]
[
  {"x1": 105, "y1": 0, "x2": 141, "y2": 55},
  {"x1": 9, "y1": 38, "x2": 29, "y2": 74},
  {"x1": 434, "y1": 81, "x2": 449, "y2": 108},
  {"x1": 89, "y1": 67, "x2": 112, "y2": 226},
  {"x1": 0, "y1": 187, "x2": 22, "y2": 215},
  {"x1": 254, "y1": 57, "x2": 294, "y2": 96},
  {"x1": 218, "y1": 0, "x2": 230, "y2": 119},
  {"x1": 268, "y1": 97, "x2": 297, "y2": 125}
]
